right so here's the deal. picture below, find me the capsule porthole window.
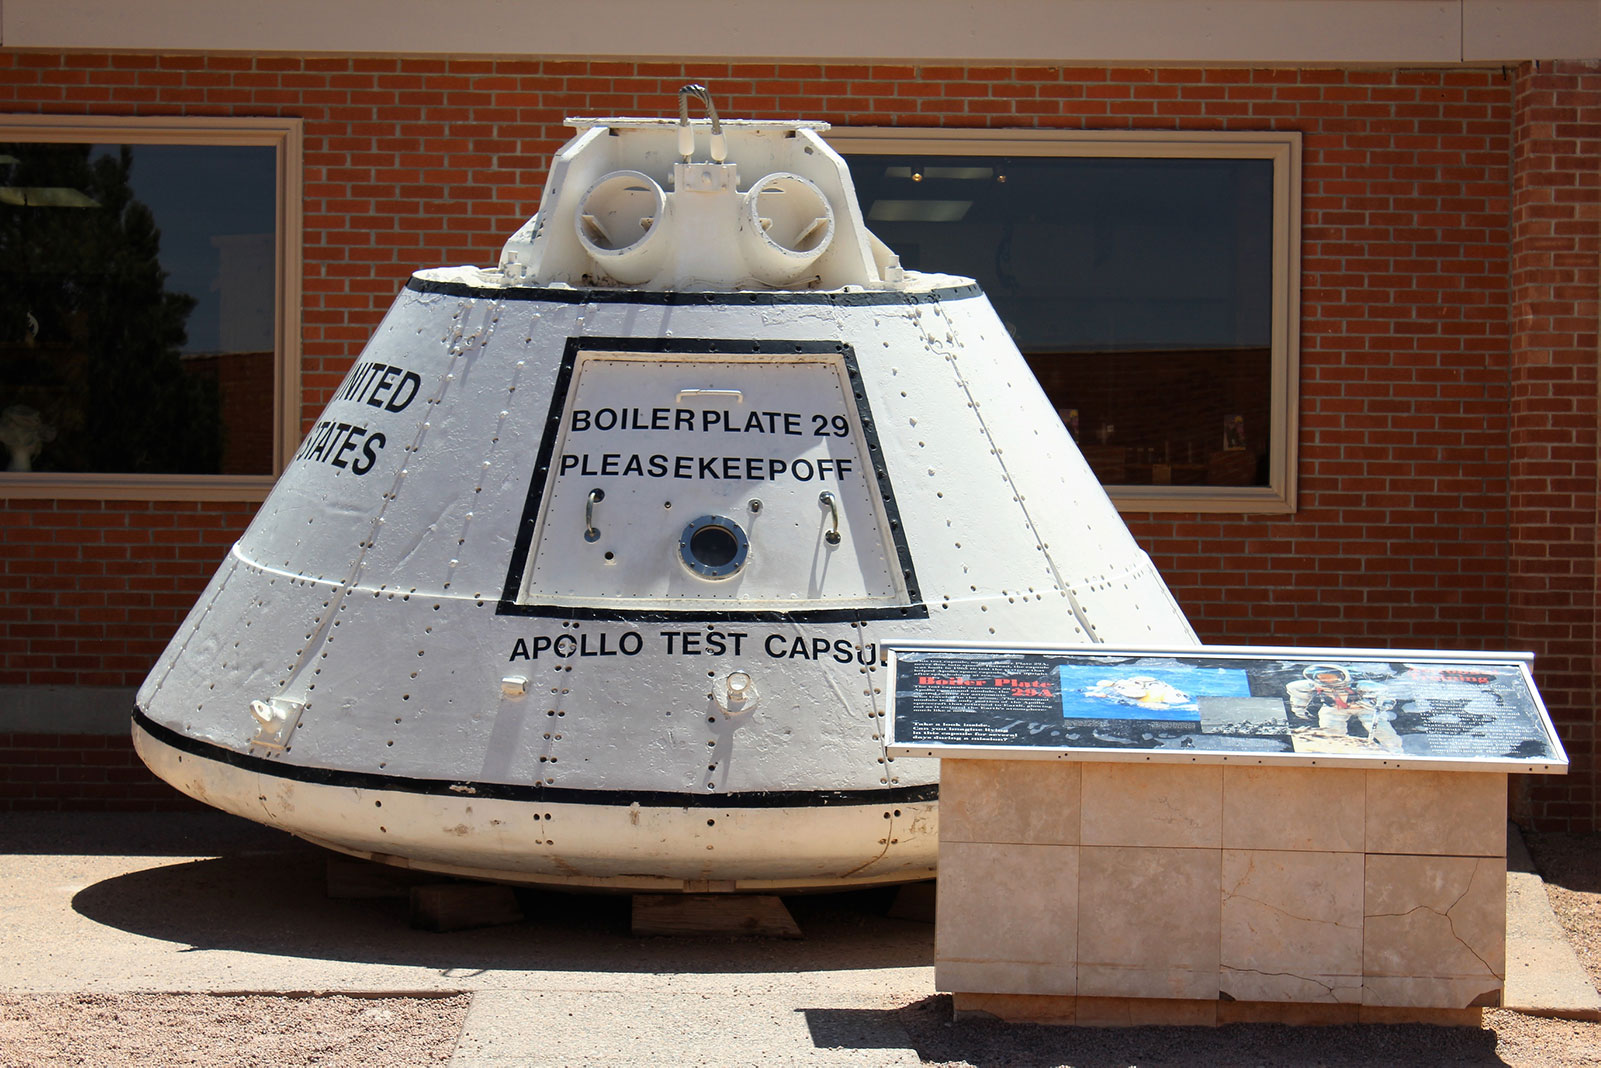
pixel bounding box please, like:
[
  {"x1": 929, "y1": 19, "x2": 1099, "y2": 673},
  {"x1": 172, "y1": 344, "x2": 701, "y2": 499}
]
[{"x1": 679, "y1": 515, "x2": 749, "y2": 579}]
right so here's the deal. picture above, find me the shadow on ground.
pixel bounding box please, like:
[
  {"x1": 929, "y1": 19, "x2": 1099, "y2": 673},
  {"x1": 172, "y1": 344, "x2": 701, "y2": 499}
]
[
  {"x1": 1525, "y1": 833, "x2": 1601, "y2": 895},
  {"x1": 56, "y1": 815, "x2": 932, "y2": 977},
  {"x1": 808, "y1": 996, "x2": 1514, "y2": 1068}
]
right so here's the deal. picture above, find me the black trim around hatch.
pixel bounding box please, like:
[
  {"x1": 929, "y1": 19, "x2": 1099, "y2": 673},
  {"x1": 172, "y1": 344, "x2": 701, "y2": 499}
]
[{"x1": 496, "y1": 335, "x2": 928, "y2": 623}]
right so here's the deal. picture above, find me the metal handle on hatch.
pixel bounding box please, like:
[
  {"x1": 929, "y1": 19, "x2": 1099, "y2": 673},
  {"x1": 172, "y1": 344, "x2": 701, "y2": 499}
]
[
  {"x1": 819, "y1": 491, "x2": 841, "y2": 546},
  {"x1": 585, "y1": 488, "x2": 604, "y2": 542},
  {"x1": 677, "y1": 388, "x2": 743, "y2": 402}
]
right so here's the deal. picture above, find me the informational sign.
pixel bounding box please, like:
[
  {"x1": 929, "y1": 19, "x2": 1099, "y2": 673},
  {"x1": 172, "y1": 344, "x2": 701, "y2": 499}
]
[{"x1": 886, "y1": 643, "x2": 1567, "y2": 772}]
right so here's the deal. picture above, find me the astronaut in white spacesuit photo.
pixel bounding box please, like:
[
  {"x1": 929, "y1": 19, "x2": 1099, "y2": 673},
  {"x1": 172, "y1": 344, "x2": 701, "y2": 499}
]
[{"x1": 1285, "y1": 664, "x2": 1403, "y2": 752}]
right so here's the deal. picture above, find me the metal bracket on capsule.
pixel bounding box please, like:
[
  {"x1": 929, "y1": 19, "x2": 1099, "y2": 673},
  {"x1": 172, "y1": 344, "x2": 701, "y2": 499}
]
[
  {"x1": 248, "y1": 696, "x2": 304, "y2": 751},
  {"x1": 713, "y1": 670, "x2": 759, "y2": 715}
]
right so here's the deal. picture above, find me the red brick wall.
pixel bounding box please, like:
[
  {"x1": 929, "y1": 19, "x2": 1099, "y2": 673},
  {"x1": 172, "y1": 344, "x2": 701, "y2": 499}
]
[
  {"x1": 0, "y1": 53, "x2": 1589, "y2": 825},
  {"x1": 0, "y1": 731, "x2": 210, "y2": 811},
  {"x1": 1509, "y1": 60, "x2": 1601, "y2": 829},
  {"x1": 0, "y1": 499, "x2": 254, "y2": 686},
  {"x1": 1124, "y1": 70, "x2": 1514, "y2": 643},
  {"x1": 0, "y1": 499, "x2": 252, "y2": 810}
]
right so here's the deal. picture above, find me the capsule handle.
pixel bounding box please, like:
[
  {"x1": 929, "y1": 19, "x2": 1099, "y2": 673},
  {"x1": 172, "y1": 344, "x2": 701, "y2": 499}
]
[
  {"x1": 819, "y1": 491, "x2": 841, "y2": 546},
  {"x1": 585, "y1": 488, "x2": 605, "y2": 542}
]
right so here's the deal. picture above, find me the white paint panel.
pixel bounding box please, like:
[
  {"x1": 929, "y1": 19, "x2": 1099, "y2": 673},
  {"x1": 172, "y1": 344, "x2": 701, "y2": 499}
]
[{"x1": 137, "y1": 553, "x2": 337, "y2": 750}]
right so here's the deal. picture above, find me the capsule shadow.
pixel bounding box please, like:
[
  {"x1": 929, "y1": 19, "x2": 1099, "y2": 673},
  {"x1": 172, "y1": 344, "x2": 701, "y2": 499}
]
[{"x1": 68, "y1": 844, "x2": 933, "y2": 975}]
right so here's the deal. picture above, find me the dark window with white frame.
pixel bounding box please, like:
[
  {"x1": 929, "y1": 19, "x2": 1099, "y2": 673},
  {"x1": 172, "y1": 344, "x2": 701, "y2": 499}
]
[
  {"x1": 829, "y1": 129, "x2": 1300, "y2": 514},
  {"x1": 0, "y1": 117, "x2": 301, "y2": 500}
]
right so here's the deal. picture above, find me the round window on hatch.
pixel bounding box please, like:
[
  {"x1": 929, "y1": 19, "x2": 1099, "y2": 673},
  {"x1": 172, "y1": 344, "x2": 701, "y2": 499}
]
[{"x1": 679, "y1": 515, "x2": 749, "y2": 579}]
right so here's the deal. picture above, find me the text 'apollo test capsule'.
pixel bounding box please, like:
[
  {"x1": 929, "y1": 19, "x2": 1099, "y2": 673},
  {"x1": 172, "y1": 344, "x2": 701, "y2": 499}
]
[{"x1": 134, "y1": 88, "x2": 1197, "y2": 891}]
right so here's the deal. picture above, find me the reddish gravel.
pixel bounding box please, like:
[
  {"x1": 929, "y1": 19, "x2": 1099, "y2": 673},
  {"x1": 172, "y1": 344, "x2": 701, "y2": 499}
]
[{"x1": 0, "y1": 993, "x2": 469, "y2": 1067}]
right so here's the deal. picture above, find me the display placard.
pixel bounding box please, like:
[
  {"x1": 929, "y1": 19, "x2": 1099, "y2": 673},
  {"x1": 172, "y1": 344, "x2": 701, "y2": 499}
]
[{"x1": 886, "y1": 643, "x2": 1567, "y2": 772}]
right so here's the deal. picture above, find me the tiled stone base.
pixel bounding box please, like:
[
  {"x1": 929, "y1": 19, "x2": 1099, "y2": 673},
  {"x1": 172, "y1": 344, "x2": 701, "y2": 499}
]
[
  {"x1": 936, "y1": 760, "x2": 1507, "y2": 1023},
  {"x1": 951, "y1": 993, "x2": 1484, "y2": 1028}
]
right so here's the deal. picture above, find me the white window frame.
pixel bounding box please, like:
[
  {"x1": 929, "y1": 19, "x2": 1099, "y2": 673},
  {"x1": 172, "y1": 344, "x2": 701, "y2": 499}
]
[
  {"x1": 827, "y1": 127, "x2": 1301, "y2": 515},
  {"x1": 0, "y1": 115, "x2": 302, "y2": 502}
]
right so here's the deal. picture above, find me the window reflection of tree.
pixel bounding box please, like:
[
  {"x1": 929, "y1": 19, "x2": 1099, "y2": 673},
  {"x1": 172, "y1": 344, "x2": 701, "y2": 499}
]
[{"x1": 0, "y1": 143, "x2": 219, "y2": 474}]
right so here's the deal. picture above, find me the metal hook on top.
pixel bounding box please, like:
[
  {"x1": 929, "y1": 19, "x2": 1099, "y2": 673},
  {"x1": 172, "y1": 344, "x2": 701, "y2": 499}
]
[{"x1": 677, "y1": 83, "x2": 727, "y2": 163}]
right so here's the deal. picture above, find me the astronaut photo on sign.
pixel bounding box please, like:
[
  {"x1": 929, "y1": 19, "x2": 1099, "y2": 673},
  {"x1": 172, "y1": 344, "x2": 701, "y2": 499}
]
[{"x1": 1286, "y1": 664, "x2": 1404, "y2": 754}]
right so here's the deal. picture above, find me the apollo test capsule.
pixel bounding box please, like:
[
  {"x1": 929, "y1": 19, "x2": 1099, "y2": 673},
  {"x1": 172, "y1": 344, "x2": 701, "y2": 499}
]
[{"x1": 133, "y1": 90, "x2": 1198, "y2": 891}]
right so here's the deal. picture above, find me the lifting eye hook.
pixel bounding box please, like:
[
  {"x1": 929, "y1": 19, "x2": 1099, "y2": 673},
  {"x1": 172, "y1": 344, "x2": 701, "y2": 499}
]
[
  {"x1": 584, "y1": 487, "x2": 604, "y2": 542},
  {"x1": 677, "y1": 83, "x2": 727, "y2": 163},
  {"x1": 819, "y1": 491, "x2": 841, "y2": 546}
]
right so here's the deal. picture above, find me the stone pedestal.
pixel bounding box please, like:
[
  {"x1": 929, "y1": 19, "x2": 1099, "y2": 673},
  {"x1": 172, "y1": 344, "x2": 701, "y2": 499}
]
[{"x1": 935, "y1": 759, "x2": 1507, "y2": 1026}]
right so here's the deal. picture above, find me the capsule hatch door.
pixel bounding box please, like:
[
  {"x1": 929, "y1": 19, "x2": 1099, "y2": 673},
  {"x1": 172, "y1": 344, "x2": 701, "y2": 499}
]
[{"x1": 500, "y1": 338, "x2": 922, "y2": 619}]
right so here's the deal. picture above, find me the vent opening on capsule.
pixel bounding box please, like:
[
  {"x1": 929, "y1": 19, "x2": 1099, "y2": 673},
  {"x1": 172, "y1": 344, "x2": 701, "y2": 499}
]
[{"x1": 574, "y1": 170, "x2": 670, "y2": 284}]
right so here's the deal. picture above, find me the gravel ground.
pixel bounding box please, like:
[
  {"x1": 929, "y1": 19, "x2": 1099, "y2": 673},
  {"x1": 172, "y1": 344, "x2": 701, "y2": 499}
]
[
  {"x1": 1, "y1": 833, "x2": 1596, "y2": 1067},
  {"x1": 4, "y1": 992, "x2": 1598, "y2": 1067},
  {"x1": 0, "y1": 993, "x2": 469, "y2": 1067}
]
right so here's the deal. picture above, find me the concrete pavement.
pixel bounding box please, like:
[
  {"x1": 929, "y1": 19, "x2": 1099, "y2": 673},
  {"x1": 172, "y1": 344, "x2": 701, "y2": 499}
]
[
  {"x1": 1, "y1": 812, "x2": 1596, "y2": 1066},
  {"x1": 1, "y1": 812, "x2": 936, "y2": 1065},
  {"x1": 1503, "y1": 825, "x2": 1601, "y2": 1021}
]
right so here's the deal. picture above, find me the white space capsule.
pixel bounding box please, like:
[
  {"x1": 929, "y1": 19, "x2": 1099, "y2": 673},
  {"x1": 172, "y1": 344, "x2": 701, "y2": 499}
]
[{"x1": 134, "y1": 91, "x2": 1198, "y2": 891}]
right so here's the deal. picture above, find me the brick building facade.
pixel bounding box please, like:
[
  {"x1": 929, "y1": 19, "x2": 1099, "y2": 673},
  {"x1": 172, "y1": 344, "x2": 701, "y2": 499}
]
[{"x1": 0, "y1": 36, "x2": 1596, "y2": 825}]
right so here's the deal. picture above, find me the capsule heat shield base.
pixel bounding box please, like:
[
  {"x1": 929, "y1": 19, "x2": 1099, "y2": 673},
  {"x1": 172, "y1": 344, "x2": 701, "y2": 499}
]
[{"x1": 133, "y1": 713, "x2": 938, "y2": 890}]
